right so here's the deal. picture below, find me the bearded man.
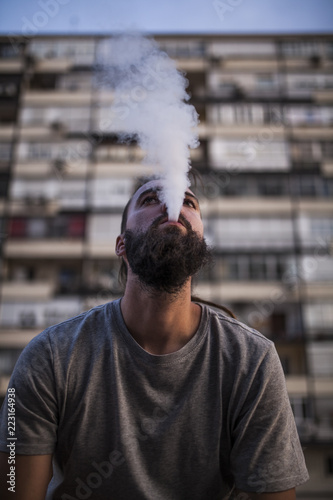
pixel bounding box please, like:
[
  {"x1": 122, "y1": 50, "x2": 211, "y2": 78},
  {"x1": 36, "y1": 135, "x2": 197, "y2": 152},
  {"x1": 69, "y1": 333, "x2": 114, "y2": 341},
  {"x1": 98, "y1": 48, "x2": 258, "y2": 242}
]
[{"x1": 0, "y1": 178, "x2": 308, "y2": 499}]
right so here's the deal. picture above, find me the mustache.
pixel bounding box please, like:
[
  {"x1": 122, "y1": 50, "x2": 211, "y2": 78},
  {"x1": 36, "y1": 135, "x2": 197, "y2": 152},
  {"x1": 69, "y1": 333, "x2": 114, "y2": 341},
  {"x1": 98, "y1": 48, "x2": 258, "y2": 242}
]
[{"x1": 151, "y1": 213, "x2": 192, "y2": 232}]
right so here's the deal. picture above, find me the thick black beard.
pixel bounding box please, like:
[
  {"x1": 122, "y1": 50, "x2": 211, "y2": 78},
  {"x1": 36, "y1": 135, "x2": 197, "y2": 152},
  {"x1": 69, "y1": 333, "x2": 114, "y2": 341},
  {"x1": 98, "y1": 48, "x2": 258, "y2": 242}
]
[{"x1": 124, "y1": 215, "x2": 211, "y2": 296}]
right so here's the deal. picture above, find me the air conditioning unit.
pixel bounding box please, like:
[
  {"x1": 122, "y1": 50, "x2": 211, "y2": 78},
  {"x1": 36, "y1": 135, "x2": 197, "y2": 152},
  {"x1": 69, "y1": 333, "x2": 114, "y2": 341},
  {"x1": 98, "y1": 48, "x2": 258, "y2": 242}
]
[
  {"x1": 52, "y1": 159, "x2": 67, "y2": 178},
  {"x1": 309, "y1": 54, "x2": 321, "y2": 67},
  {"x1": 50, "y1": 121, "x2": 64, "y2": 132}
]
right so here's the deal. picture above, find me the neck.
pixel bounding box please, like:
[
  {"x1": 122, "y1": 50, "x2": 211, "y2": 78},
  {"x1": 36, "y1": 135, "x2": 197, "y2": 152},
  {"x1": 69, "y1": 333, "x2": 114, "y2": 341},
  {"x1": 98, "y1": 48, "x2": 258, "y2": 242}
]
[{"x1": 120, "y1": 276, "x2": 201, "y2": 355}]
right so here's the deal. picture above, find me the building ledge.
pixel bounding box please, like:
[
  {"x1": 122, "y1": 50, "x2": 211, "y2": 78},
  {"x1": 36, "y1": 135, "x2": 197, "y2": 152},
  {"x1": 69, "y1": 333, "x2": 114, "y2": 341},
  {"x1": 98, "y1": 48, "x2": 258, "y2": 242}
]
[
  {"x1": 193, "y1": 281, "x2": 297, "y2": 302},
  {"x1": 4, "y1": 239, "x2": 85, "y2": 258},
  {"x1": 23, "y1": 90, "x2": 92, "y2": 105},
  {"x1": 1, "y1": 281, "x2": 55, "y2": 301}
]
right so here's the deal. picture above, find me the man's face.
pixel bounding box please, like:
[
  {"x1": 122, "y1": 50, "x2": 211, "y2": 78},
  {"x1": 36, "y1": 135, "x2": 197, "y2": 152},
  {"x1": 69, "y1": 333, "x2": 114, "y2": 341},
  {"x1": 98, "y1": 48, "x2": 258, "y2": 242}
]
[
  {"x1": 125, "y1": 179, "x2": 204, "y2": 237},
  {"x1": 119, "y1": 180, "x2": 210, "y2": 295}
]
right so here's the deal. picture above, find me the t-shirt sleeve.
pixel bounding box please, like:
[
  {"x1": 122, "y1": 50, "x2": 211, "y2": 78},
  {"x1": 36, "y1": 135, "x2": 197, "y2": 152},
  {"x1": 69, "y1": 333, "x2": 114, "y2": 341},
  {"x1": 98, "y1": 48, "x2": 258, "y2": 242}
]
[
  {"x1": 0, "y1": 330, "x2": 58, "y2": 455},
  {"x1": 229, "y1": 342, "x2": 309, "y2": 493}
]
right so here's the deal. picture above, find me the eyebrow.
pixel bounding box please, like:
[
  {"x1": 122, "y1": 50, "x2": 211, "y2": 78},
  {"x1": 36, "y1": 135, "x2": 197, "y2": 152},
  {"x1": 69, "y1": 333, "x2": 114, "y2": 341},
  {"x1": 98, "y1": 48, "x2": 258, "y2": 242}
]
[{"x1": 135, "y1": 188, "x2": 199, "y2": 207}]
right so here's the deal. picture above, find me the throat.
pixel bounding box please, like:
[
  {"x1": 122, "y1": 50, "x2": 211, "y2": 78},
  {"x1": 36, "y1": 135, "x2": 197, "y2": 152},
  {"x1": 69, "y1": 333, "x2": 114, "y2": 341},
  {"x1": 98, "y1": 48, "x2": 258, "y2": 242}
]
[{"x1": 120, "y1": 293, "x2": 202, "y2": 355}]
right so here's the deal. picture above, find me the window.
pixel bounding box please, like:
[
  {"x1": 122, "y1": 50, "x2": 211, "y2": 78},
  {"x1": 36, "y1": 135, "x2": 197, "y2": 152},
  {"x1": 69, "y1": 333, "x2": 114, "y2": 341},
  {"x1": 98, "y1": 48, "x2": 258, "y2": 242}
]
[
  {"x1": 326, "y1": 457, "x2": 333, "y2": 475},
  {"x1": 67, "y1": 215, "x2": 85, "y2": 238},
  {"x1": 158, "y1": 40, "x2": 206, "y2": 58},
  {"x1": 17, "y1": 141, "x2": 91, "y2": 161},
  {"x1": 27, "y1": 218, "x2": 48, "y2": 238},
  {"x1": 285, "y1": 105, "x2": 333, "y2": 126},
  {"x1": 281, "y1": 41, "x2": 321, "y2": 58},
  {"x1": 58, "y1": 268, "x2": 81, "y2": 294},
  {"x1": 207, "y1": 217, "x2": 294, "y2": 249},
  {"x1": 90, "y1": 178, "x2": 133, "y2": 208},
  {"x1": 95, "y1": 144, "x2": 145, "y2": 162},
  {"x1": 270, "y1": 313, "x2": 287, "y2": 340},
  {"x1": 290, "y1": 141, "x2": 322, "y2": 163},
  {"x1": 0, "y1": 43, "x2": 22, "y2": 58},
  {"x1": 207, "y1": 104, "x2": 273, "y2": 125},
  {"x1": 209, "y1": 41, "x2": 276, "y2": 57},
  {"x1": 304, "y1": 303, "x2": 333, "y2": 334},
  {"x1": 57, "y1": 72, "x2": 92, "y2": 91},
  {"x1": 0, "y1": 299, "x2": 82, "y2": 329},
  {"x1": 203, "y1": 254, "x2": 288, "y2": 282},
  {"x1": 9, "y1": 215, "x2": 86, "y2": 239},
  {"x1": 0, "y1": 143, "x2": 11, "y2": 162},
  {"x1": 286, "y1": 73, "x2": 333, "y2": 97},
  {"x1": 290, "y1": 397, "x2": 312, "y2": 421},
  {"x1": 0, "y1": 77, "x2": 19, "y2": 98},
  {"x1": 9, "y1": 218, "x2": 26, "y2": 238},
  {"x1": 257, "y1": 73, "x2": 275, "y2": 87},
  {"x1": 308, "y1": 343, "x2": 333, "y2": 376},
  {"x1": 60, "y1": 180, "x2": 86, "y2": 209},
  {"x1": 257, "y1": 176, "x2": 289, "y2": 196},
  {"x1": 29, "y1": 40, "x2": 95, "y2": 65},
  {"x1": 209, "y1": 139, "x2": 289, "y2": 171},
  {"x1": 21, "y1": 106, "x2": 91, "y2": 132},
  {"x1": 88, "y1": 214, "x2": 122, "y2": 244},
  {"x1": 0, "y1": 175, "x2": 8, "y2": 197},
  {"x1": 310, "y1": 218, "x2": 333, "y2": 239},
  {"x1": 323, "y1": 142, "x2": 333, "y2": 159},
  {"x1": 0, "y1": 349, "x2": 23, "y2": 376}
]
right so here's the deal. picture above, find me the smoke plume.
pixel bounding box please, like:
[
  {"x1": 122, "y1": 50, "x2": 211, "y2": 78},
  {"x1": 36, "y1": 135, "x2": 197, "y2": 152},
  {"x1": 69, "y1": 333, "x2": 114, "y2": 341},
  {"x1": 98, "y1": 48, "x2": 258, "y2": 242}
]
[{"x1": 96, "y1": 34, "x2": 199, "y2": 221}]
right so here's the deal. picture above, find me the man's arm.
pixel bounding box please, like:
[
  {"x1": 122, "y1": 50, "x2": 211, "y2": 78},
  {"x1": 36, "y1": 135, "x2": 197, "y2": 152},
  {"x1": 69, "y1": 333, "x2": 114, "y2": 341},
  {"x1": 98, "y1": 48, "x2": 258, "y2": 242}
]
[
  {"x1": 234, "y1": 488, "x2": 296, "y2": 499},
  {"x1": 0, "y1": 452, "x2": 53, "y2": 500}
]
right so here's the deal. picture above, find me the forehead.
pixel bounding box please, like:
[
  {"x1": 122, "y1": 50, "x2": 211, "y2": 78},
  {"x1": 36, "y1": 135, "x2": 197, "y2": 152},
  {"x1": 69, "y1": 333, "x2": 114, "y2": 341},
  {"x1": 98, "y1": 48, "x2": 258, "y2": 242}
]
[{"x1": 132, "y1": 179, "x2": 164, "y2": 202}]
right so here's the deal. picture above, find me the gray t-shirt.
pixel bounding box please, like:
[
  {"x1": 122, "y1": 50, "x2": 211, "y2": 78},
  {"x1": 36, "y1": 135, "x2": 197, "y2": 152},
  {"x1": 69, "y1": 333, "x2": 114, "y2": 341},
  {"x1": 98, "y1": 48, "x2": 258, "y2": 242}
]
[{"x1": 0, "y1": 299, "x2": 309, "y2": 499}]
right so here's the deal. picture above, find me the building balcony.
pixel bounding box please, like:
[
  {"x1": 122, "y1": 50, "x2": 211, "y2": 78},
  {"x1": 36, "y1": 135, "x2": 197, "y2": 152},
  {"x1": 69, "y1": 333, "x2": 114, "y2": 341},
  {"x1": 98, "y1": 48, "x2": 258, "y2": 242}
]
[
  {"x1": 322, "y1": 160, "x2": 333, "y2": 176},
  {"x1": 19, "y1": 125, "x2": 64, "y2": 140},
  {"x1": 0, "y1": 125, "x2": 15, "y2": 140},
  {"x1": 86, "y1": 242, "x2": 117, "y2": 258},
  {"x1": 193, "y1": 281, "x2": 299, "y2": 303},
  {"x1": 13, "y1": 160, "x2": 90, "y2": 179},
  {"x1": 175, "y1": 58, "x2": 207, "y2": 71},
  {"x1": 200, "y1": 197, "x2": 333, "y2": 217},
  {"x1": 291, "y1": 126, "x2": 333, "y2": 140},
  {"x1": 284, "y1": 57, "x2": 333, "y2": 70},
  {"x1": 200, "y1": 197, "x2": 293, "y2": 216},
  {"x1": 0, "y1": 329, "x2": 42, "y2": 348},
  {"x1": 4, "y1": 239, "x2": 85, "y2": 258},
  {"x1": 305, "y1": 283, "x2": 333, "y2": 300},
  {"x1": 23, "y1": 90, "x2": 92, "y2": 106},
  {"x1": 1, "y1": 281, "x2": 55, "y2": 301},
  {"x1": 95, "y1": 90, "x2": 115, "y2": 105},
  {"x1": 286, "y1": 375, "x2": 333, "y2": 396},
  {"x1": 34, "y1": 58, "x2": 72, "y2": 73},
  {"x1": 298, "y1": 198, "x2": 333, "y2": 214},
  {"x1": 94, "y1": 162, "x2": 155, "y2": 178},
  {"x1": 314, "y1": 90, "x2": 333, "y2": 102},
  {"x1": 0, "y1": 328, "x2": 47, "y2": 397},
  {"x1": 8, "y1": 199, "x2": 60, "y2": 216},
  {"x1": 0, "y1": 59, "x2": 23, "y2": 72},
  {"x1": 0, "y1": 376, "x2": 10, "y2": 397},
  {"x1": 219, "y1": 59, "x2": 279, "y2": 71},
  {"x1": 198, "y1": 123, "x2": 285, "y2": 139}
]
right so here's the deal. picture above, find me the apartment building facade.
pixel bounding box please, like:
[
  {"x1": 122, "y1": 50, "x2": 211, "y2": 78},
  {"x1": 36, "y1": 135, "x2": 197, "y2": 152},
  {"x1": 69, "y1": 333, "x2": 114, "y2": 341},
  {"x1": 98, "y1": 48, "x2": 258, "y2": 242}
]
[{"x1": 0, "y1": 33, "x2": 332, "y2": 497}]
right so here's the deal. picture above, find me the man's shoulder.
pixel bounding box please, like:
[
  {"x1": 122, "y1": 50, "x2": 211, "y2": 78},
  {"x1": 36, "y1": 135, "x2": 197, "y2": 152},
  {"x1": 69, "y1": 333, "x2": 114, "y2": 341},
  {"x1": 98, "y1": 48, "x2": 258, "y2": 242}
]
[
  {"x1": 203, "y1": 304, "x2": 274, "y2": 355},
  {"x1": 30, "y1": 299, "x2": 120, "y2": 348}
]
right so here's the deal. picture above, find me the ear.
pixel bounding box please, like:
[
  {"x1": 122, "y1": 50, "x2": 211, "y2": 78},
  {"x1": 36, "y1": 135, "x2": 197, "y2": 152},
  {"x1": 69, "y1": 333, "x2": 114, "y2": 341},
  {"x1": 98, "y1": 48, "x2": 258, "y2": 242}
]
[{"x1": 115, "y1": 234, "x2": 126, "y2": 257}]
